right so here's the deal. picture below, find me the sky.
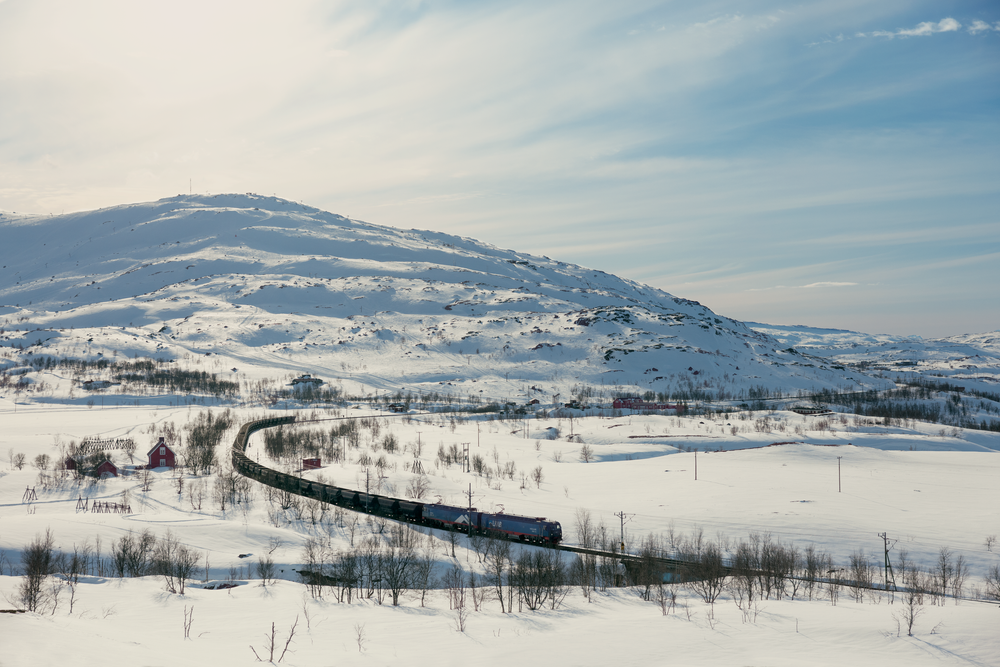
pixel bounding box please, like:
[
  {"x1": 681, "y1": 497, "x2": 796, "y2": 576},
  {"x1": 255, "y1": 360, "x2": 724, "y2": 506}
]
[{"x1": 1, "y1": 1, "x2": 998, "y2": 339}]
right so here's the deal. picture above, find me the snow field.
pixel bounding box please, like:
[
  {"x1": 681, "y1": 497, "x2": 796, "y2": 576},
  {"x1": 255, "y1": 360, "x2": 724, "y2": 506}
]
[{"x1": 1, "y1": 402, "x2": 998, "y2": 665}]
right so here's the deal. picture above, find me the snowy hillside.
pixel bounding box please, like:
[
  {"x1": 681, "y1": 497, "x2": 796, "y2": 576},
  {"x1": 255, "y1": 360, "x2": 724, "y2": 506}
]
[{"x1": 0, "y1": 194, "x2": 888, "y2": 404}]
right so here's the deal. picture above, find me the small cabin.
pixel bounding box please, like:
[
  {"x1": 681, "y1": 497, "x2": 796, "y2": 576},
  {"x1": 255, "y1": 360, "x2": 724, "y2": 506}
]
[
  {"x1": 97, "y1": 460, "x2": 119, "y2": 478},
  {"x1": 292, "y1": 374, "x2": 323, "y2": 385},
  {"x1": 302, "y1": 457, "x2": 321, "y2": 470},
  {"x1": 146, "y1": 437, "x2": 177, "y2": 469}
]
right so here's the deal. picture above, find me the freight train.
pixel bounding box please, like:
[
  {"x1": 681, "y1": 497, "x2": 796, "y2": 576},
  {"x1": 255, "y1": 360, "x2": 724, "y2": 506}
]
[{"x1": 231, "y1": 416, "x2": 563, "y2": 544}]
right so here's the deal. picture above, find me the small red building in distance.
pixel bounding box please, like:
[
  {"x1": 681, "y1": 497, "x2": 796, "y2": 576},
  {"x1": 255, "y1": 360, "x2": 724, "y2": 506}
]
[
  {"x1": 147, "y1": 437, "x2": 177, "y2": 469},
  {"x1": 97, "y1": 460, "x2": 119, "y2": 477},
  {"x1": 302, "y1": 458, "x2": 321, "y2": 470},
  {"x1": 613, "y1": 396, "x2": 686, "y2": 413}
]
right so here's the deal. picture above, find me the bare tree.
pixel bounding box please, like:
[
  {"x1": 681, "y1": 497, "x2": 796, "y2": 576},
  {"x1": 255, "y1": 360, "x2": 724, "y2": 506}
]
[
  {"x1": 443, "y1": 527, "x2": 460, "y2": 558},
  {"x1": 896, "y1": 561, "x2": 926, "y2": 636},
  {"x1": 300, "y1": 537, "x2": 326, "y2": 600},
  {"x1": 512, "y1": 549, "x2": 565, "y2": 611},
  {"x1": 950, "y1": 553, "x2": 969, "y2": 602},
  {"x1": 18, "y1": 529, "x2": 55, "y2": 612},
  {"x1": 112, "y1": 529, "x2": 156, "y2": 578},
  {"x1": 484, "y1": 535, "x2": 512, "y2": 612},
  {"x1": 688, "y1": 540, "x2": 726, "y2": 605},
  {"x1": 255, "y1": 554, "x2": 276, "y2": 587},
  {"x1": 59, "y1": 541, "x2": 89, "y2": 614},
  {"x1": 383, "y1": 524, "x2": 419, "y2": 606},
  {"x1": 935, "y1": 547, "x2": 953, "y2": 603},
  {"x1": 406, "y1": 473, "x2": 430, "y2": 499},
  {"x1": 848, "y1": 549, "x2": 876, "y2": 603},
  {"x1": 412, "y1": 533, "x2": 436, "y2": 607},
  {"x1": 152, "y1": 530, "x2": 199, "y2": 594},
  {"x1": 984, "y1": 564, "x2": 1000, "y2": 601}
]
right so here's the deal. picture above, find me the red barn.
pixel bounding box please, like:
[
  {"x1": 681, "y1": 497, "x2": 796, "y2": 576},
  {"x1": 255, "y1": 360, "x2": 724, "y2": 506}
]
[
  {"x1": 146, "y1": 437, "x2": 177, "y2": 469},
  {"x1": 97, "y1": 460, "x2": 119, "y2": 478}
]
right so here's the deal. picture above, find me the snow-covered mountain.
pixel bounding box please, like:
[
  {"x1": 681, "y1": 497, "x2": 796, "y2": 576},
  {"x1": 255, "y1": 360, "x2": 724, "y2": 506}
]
[
  {"x1": 0, "y1": 193, "x2": 906, "y2": 401},
  {"x1": 748, "y1": 323, "x2": 1000, "y2": 397}
]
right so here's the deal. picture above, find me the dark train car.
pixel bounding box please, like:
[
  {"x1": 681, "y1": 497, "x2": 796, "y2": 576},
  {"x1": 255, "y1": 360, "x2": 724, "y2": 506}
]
[
  {"x1": 370, "y1": 496, "x2": 394, "y2": 516},
  {"x1": 397, "y1": 499, "x2": 423, "y2": 523},
  {"x1": 423, "y1": 504, "x2": 482, "y2": 531},
  {"x1": 484, "y1": 513, "x2": 563, "y2": 544},
  {"x1": 346, "y1": 490, "x2": 377, "y2": 511},
  {"x1": 320, "y1": 485, "x2": 344, "y2": 505}
]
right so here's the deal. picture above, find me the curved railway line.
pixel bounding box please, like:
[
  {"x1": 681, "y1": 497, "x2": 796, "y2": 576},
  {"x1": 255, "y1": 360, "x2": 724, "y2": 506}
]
[
  {"x1": 230, "y1": 414, "x2": 695, "y2": 574},
  {"x1": 232, "y1": 414, "x2": 992, "y2": 603}
]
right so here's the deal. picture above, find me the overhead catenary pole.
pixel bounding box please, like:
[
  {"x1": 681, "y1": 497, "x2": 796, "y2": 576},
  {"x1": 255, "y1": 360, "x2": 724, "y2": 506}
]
[
  {"x1": 837, "y1": 456, "x2": 842, "y2": 493},
  {"x1": 614, "y1": 511, "x2": 633, "y2": 553},
  {"x1": 463, "y1": 483, "x2": 476, "y2": 537},
  {"x1": 879, "y1": 532, "x2": 898, "y2": 598}
]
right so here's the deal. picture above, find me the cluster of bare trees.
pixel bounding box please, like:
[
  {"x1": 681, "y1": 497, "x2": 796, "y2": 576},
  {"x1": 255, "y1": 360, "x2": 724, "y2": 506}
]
[
  {"x1": 106, "y1": 528, "x2": 201, "y2": 593},
  {"x1": 568, "y1": 512, "x2": 994, "y2": 636},
  {"x1": 293, "y1": 518, "x2": 569, "y2": 622},
  {"x1": 297, "y1": 523, "x2": 434, "y2": 607},
  {"x1": 13, "y1": 527, "x2": 203, "y2": 614},
  {"x1": 185, "y1": 409, "x2": 234, "y2": 474}
]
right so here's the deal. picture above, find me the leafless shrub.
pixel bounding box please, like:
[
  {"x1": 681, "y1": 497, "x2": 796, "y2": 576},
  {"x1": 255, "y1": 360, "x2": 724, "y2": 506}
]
[
  {"x1": 250, "y1": 617, "x2": 298, "y2": 663},
  {"x1": 354, "y1": 622, "x2": 367, "y2": 652},
  {"x1": 183, "y1": 605, "x2": 194, "y2": 639}
]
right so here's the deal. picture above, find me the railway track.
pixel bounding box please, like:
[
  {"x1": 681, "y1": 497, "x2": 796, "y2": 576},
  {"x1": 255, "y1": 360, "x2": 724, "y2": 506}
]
[
  {"x1": 234, "y1": 414, "x2": 991, "y2": 603},
  {"x1": 230, "y1": 414, "x2": 680, "y2": 568}
]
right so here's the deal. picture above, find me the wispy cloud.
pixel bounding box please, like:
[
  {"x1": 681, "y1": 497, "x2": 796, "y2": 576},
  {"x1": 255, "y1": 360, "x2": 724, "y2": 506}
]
[
  {"x1": 748, "y1": 282, "x2": 858, "y2": 292},
  {"x1": 968, "y1": 20, "x2": 1000, "y2": 34},
  {"x1": 858, "y1": 18, "x2": 961, "y2": 39}
]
